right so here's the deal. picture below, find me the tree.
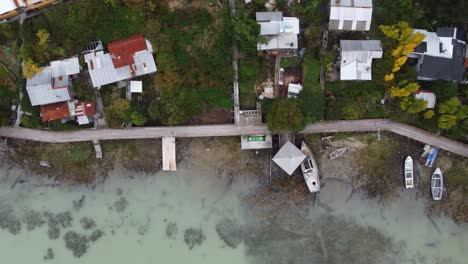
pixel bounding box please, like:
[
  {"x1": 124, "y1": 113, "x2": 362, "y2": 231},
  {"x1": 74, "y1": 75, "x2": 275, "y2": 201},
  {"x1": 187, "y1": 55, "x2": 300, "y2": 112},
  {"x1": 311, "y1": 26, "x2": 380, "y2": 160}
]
[
  {"x1": 22, "y1": 58, "x2": 42, "y2": 79},
  {"x1": 423, "y1": 110, "x2": 435, "y2": 119},
  {"x1": 266, "y1": 98, "x2": 304, "y2": 132},
  {"x1": 148, "y1": 101, "x2": 161, "y2": 120},
  {"x1": 429, "y1": 81, "x2": 458, "y2": 101},
  {"x1": 36, "y1": 29, "x2": 50, "y2": 48},
  {"x1": 342, "y1": 104, "x2": 360, "y2": 120},
  {"x1": 160, "y1": 88, "x2": 201, "y2": 126},
  {"x1": 438, "y1": 97, "x2": 460, "y2": 114},
  {"x1": 400, "y1": 98, "x2": 427, "y2": 113},
  {"x1": 106, "y1": 99, "x2": 131, "y2": 127},
  {"x1": 437, "y1": 114, "x2": 457, "y2": 130},
  {"x1": 130, "y1": 111, "x2": 147, "y2": 126},
  {"x1": 232, "y1": 11, "x2": 262, "y2": 55}
]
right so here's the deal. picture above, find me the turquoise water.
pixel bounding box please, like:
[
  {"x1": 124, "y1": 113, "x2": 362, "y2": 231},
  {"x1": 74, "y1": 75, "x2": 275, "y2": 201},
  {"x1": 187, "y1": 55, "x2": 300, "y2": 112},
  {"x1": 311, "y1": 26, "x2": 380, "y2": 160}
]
[{"x1": 0, "y1": 160, "x2": 467, "y2": 263}]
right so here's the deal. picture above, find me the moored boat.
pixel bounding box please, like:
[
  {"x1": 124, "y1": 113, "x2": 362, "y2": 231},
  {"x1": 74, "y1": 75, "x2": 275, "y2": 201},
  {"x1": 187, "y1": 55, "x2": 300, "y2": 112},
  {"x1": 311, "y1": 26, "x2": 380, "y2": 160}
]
[
  {"x1": 431, "y1": 168, "x2": 443, "y2": 201},
  {"x1": 329, "y1": 147, "x2": 347, "y2": 160},
  {"x1": 404, "y1": 156, "x2": 414, "y2": 189},
  {"x1": 300, "y1": 141, "x2": 320, "y2": 193}
]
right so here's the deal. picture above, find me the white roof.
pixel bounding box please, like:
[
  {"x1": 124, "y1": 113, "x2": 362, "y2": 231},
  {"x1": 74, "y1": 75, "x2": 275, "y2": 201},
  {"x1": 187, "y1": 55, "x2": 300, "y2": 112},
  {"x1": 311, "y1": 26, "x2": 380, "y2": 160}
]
[
  {"x1": 0, "y1": 0, "x2": 22, "y2": 15},
  {"x1": 130, "y1": 81, "x2": 143, "y2": 93},
  {"x1": 49, "y1": 57, "x2": 80, "y2": 78},
  {"x1": 84, "y1": 39, "x2": 157, "y2": 88},
  {"x1": 340, "y1": 40, "x2": 382, "y2": 80},
  {"x1": 415, "y1": 91, "x2": 436, "y2": 109},
  {"x1": 272, "y1": 141, "x2": 306, "y2": 175},
  {"x1": 331, "y1": 0, "x2": 372, "y2": 7},
  {"x1": 412, "y1": 29, "x2": 454, "y2": 59},
  {"x1": 258, "y1": 17, "x2": 299, "y2": 51},
  {"x1": 26, "y1": 68, "x2": 71, "y2": 106},
  {"x1": 288, "y1": 83, "x2": 303, "y2": 98}
]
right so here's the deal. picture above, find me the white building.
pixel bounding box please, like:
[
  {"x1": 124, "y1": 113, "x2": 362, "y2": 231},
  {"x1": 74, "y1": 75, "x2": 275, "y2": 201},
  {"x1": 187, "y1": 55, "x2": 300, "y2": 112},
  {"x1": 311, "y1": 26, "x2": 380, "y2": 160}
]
[
  {"x1": 84, "y1": 35, "x2": 157, "y2": 88},
  {"x1": 408, "y1": 28, "x2": 466, "y2": 82},
  {"x1": 26, "y1": 57, "x2": 80, "y2": 106},
  {"x1": 415, "y1": 90, "x2": 436, "y2": 109},
  {"x1": 340, "y1": 40, "x2": 382, "y2": 80},
  {"x1": 329, "y1": 0, "x2": 373, "y2": 31},
  {"x1": 256, "y1": 12, "x2": 300, "y2": 51},
  {"x1": 287, "y1": 83, "x2": 303, "y2": 98}
]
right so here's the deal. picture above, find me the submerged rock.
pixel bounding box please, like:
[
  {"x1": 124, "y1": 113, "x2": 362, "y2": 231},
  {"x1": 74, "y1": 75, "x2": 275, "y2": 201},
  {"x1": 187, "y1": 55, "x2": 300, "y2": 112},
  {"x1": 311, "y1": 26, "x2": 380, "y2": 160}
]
[
  {"x1": 23, "y1": 210, "x2": 45, "y2": 231},
  {"x1": 44, "y1": 211, "x2": 73, "y2": 239},
  {"x1": 89, "y1": 229, "x2": 104, "y2": 242},
  {"x1": 64, "y1": 231, "x2": 89, "y2": 258},
  {"x1": 80, "y1": 217, "x2": 96, "y2": 230},
  {"x1": 165, "y1": 222, "x2": 178, "y2": 240},
  {"x1": 43, "y1": 248, "x2": 54, "y2": 261},
  {"x1": 216, "y1": 218, "x2": 244, "y2": 248},
  {"x1": 184, "y1": 228, "x2": 206, "y2": 250},
  {"x1": 0, "y1": 204, "x2": 22, "y2": 235},
  {"x1": 114, "y1": 197, "x2": 129, "y2": 213}
]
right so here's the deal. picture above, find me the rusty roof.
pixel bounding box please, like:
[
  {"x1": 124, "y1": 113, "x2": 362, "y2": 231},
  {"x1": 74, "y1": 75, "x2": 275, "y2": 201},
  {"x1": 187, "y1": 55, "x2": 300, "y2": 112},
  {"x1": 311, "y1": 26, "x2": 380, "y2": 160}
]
[
  {"x1": 107, "y1": 35, "x2": 148, "y2": 69},
  {"x1": 40, "y1": 102, "x2": 71, "y2": 122}
]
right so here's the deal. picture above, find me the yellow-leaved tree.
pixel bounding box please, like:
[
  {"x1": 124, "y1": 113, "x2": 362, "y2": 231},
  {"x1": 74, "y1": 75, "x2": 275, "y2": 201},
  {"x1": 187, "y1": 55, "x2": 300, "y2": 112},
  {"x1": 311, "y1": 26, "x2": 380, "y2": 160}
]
[{"x1": 22, "y1": 58, "x2": 42, "y2": 79}]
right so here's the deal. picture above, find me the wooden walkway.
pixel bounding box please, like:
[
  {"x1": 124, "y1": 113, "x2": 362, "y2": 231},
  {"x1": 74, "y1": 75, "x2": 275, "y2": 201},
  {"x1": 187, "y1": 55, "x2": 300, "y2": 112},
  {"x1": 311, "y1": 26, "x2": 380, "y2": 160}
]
[{"x1": 0, "y1": 119, "x2": 467, "y2": 157}]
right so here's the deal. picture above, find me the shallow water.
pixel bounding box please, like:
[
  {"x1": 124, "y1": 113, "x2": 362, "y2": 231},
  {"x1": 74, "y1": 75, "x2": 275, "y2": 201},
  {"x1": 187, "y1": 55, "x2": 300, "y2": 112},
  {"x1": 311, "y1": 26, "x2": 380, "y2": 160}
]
[{"x1": 0, "y1": 160, "x2": 467, "y2": 264}]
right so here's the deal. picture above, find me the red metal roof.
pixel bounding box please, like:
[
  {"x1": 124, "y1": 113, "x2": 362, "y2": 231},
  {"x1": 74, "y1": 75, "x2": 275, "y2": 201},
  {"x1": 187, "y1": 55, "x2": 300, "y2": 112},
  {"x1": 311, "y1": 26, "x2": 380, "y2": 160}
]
[
  {"x1": 75, "y1": 102, "x2": 96, "y2": 117},
  {"x1": 40, "y1": 102, "x2": 71, "y2": 122},
  {"x1": 107, "y1": 35, "x2": 148, "y2": 69}
]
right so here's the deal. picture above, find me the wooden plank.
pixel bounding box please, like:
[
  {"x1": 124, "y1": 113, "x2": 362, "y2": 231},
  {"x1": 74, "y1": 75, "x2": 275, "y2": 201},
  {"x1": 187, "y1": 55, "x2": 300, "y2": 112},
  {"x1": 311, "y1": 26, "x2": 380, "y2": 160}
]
[{"x1": 162, "y1": 137, "x2": 176, "y2": 171}]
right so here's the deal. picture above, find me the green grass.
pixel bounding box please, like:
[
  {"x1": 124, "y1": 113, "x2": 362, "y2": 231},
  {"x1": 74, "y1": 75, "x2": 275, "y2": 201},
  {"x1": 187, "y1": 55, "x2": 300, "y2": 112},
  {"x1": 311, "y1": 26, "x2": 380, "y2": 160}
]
[
  {"x1": 280, "y1": 57, "x2": 300, "y2": 68},
  {"x1": 446, "y1": 158, "x2": 468, "y2": 190},
  {"x1": 300, "y1": 55, "x2": 325, "y2": 123}
]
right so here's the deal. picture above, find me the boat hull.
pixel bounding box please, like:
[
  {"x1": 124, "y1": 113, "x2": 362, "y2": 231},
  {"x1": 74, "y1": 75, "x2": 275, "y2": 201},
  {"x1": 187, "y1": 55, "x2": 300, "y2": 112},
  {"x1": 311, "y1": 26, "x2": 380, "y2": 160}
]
[
  {"x1": 300, "y1": 142, "x2": 320, "y2": 193},
  {"x1": 404, "y1": 156, "x2": 414, "y2": 189},
  {"x1": 431, "y1": 168, "x2": 443, "y2": 201}
]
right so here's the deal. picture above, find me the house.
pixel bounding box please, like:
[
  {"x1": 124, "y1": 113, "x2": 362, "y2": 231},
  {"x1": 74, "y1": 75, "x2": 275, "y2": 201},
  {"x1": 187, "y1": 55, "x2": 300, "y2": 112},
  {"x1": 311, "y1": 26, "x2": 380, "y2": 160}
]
[
  {"x1": 340, "y1": 40, "x2": 382, "y2": 80},
  {"x1": 84, "y1": 35, "x2": 157, "y2": 88},
  {"x1": 256, "y1": 12, "x2": 300, "y2": 51},
  {"x1": 26, "y1": 57, "x2": 80, "y2": 106},
  {"x1": 415, "y1": 90, "x2": 436, "y2": 109},
  {"x1": 0, "y1": 0, "x2": 62, "y2": 22},
  {"x1": 40, "y1": 101, "x2": 96, "y2": 124},
  {"x1": 409, "y1": 28, "x2": 466, "y2": 82},
  {"x1": 329, "y1": 0, "x2": 373, "y2": 31}
]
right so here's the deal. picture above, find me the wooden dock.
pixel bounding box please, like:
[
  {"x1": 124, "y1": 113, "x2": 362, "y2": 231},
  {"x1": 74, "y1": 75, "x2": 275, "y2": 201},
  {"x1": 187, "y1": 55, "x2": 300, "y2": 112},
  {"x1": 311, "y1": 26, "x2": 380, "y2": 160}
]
[{"x1": 162, "y1": 137, "x2": 177, "y2": 171}]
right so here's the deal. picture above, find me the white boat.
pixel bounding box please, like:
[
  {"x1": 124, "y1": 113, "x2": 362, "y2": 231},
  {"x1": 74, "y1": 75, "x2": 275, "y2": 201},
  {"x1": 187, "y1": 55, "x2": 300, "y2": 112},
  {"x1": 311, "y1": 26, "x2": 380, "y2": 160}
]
[
  {"x1": 329, "y1": 147, "x2": 347, "y2": 160},
  {"x1": 431, "y1": 168, "x2": 443, "y2": 201},
  {"x1": 300, "y1": 141, "x2": 320, "y2": 193},
  {"x1": 404, "y1": 156, "x2": 414, "y2": 189}
]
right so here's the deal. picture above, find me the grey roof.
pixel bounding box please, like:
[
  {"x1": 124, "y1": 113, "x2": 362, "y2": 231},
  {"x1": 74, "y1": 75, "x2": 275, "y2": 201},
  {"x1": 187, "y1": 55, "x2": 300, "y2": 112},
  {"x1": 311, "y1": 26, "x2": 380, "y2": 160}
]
[
  {"x1": 419, "y1": 40, "x2": 466, "y2": 81},
  {"x1": 256, "y1": 12, "x2": 283, "y2": 21},
  {"x1": 341, "y1": 40, "x2": 382, "y2": 52},
  {"x1": 26, "y1": 68, "x2": 71, "y2": 106},
  {"x1": 272, "y1": 141, "x2": 306, "y2": 175},
  {"x1": 49, "y1": 57, "x2": 80, "y2": 78}
]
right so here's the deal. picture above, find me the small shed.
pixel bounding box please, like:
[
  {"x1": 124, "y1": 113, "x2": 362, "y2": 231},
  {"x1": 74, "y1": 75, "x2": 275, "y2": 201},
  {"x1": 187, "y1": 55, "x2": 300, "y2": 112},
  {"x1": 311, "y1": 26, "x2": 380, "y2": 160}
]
[
  {"x1": 272, "y1": 141, "x2": 306, "y2": 175},
  {"x1": 287, "y1": 83, "x2": 303, "y2": 98},
  {"x1": 415, "y1": 90, "x2": 436, "y2": 108},
  {"x1": 130, "y1": 81, "x2": 143, "y2": 93}
]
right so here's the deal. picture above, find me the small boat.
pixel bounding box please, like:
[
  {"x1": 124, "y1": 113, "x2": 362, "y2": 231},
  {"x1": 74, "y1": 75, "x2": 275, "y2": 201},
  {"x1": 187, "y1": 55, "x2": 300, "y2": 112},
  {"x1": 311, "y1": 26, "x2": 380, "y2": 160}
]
[
  {"x1": 404, "y1": 156, "x2": 414, "y2": 189},
  {"x1": 431, "y1": 168, "x2": 443, "y2": 201},
  {"x1": 329, "y1": 147, "x2": 347, "y2": 160},
  {"x1": 300, "y1": 141, "x2": 320, "y2": 193},
  {"x1": 425, "y1": 147, "x2": 439, "y2": 167}
]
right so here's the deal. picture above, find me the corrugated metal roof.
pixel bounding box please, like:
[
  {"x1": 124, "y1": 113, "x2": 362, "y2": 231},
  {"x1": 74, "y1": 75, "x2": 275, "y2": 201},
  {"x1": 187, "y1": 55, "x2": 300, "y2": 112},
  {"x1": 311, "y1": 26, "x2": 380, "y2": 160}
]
[
  {"x1": 0, "y1": 0, "x2": 20, "y2": 15},
  {"x1": 26, "y1": 67, "x2": 72, "y2": 106},
  {"x1": 341, "y1": 40, "x2": 382, "y2": 51},
  {"x1": 257, "y1": 17, "x2": 299, "y2": 51},
  {"x1": 85, "y1": 38, "x2": 157, "y2": 88},
  {"x1": 108, "y1": 35, "x2": 148, "y2": 69},
  {"x1": 40, "y1": 102, "x2": 71, "y2": 122},
  {"x1": 331, "y1": 0, "x2": 372, "y2": 7},
  {"x1": 50, "y1": 57, "x2": 80, "y2": 78},
  {"x1": 256, "y1": 12, "x2": 283, "y2": 21}
]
